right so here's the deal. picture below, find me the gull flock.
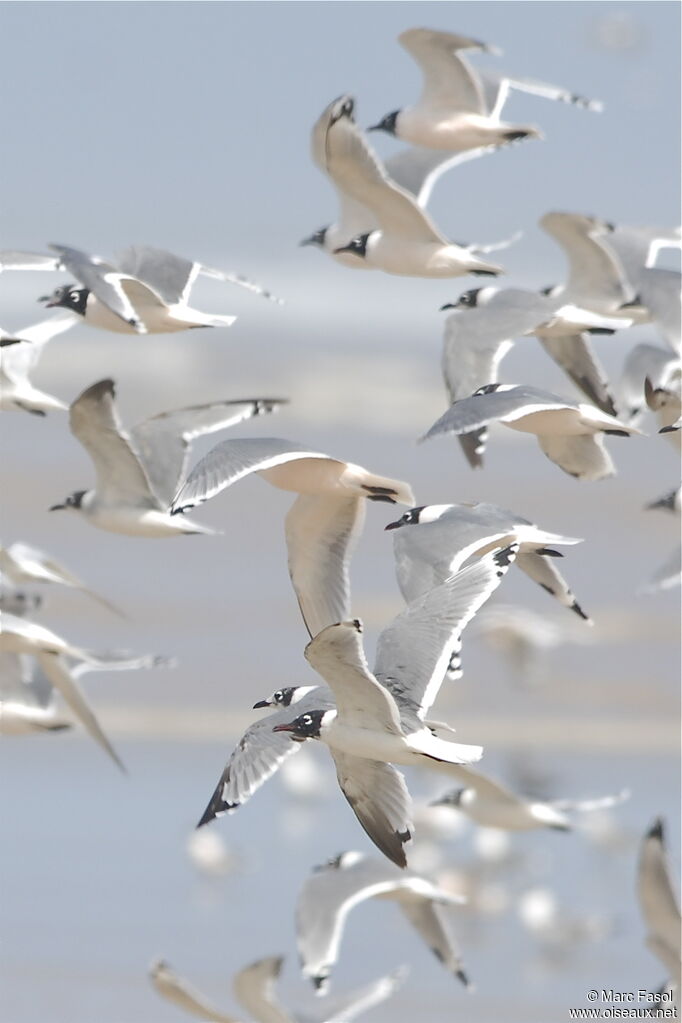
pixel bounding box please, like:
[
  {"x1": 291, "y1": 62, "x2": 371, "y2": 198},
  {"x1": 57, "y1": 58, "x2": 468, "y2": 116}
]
[{"x1": 1, "y1": 22, "x2": 680, "y2": 1023}]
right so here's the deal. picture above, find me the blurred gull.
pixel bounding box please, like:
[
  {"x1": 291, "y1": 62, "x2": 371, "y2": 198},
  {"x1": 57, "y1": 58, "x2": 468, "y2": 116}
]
[
  {"x1": 0, "y1": 312, "x2": 76, "y2": 414},
  {"x1": 421, "y1": 383, "x2": 639, "y2": 480},
  {"x1": 315, "y1": 97, "x2": 504, "y2": 278},
  {"x1": 172, "y1": 436, "x2": 414, "y2": 637},
  {"x1": 0, "y1": 540, "x2": 124, "y2": 617},
  {"x1": 273, "y1": 548, "x2": 516, "y2": 867},
  {"x1": 369, "y1": 28, "x2": 600, "y2": 151},
  {"x1": 150, "y1": 954, "x2": 406, "y2": 1023},
  {"x1": 49, "y1": 380, "x2": 284, "y2": 537},
  {"x1": 296, "y1": 850, "x2": 468, "y2": 991},
  {"x1": 637, "y1": 818, "x2": 682, "y2": 995},
  {"x1": 642, "y1": 485, "x2": 681, "y2": 593},
  {"x1": 617, "y1": 342, "x2": 681, "y2": 426}
]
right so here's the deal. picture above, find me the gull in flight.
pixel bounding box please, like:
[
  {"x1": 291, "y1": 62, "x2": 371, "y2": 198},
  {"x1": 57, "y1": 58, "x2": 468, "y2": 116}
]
[
  {"x1": 637, "y1": 819, "x2": 682, "y2": 997},
  {"x1": 304, "y1": 95, "x2": 516, "y2": 267},
  {"x1": 430, "y1": 770, "x2": 629, "y2": 831},
  {"x1": 314, "y1": 97, "x2": 504, "y2": 278},
  {"x1": 0, "y1": 312, "x2": 76, "y2": 414},
  {"x1": 617, "y1": 342, "x2": 681, "y2": 428},
  {"x1": 0, "y1": 243, "x2": 282, "y2": 334},
  {"x1": 642, "y1": 485, "x2": 681, "y2": 593},
  {"x1": 438, "y1": 285, "x2": 627, "y2": 464},
  {"x1": 49, "y1": 379, "x2": 284, "y2": 537},
  {"x1": 1, "y1": 648, "x2": 170, "y2": 736},
  {"x1": 171, "y1": 436, "x2": 414, "y2": 637},
  {"x1": 0, "y1": 613, "x2": 169, "y2": 768},
  {"x1": 421, "y1": 383, "x2": 640, "y2": 480},
  {"x1": 296, "y1": 850, "x2": 469, "y2": 991},
  {"x1": 386, "y1": 501, "x2": 590, "y2": 625},
  {"x1": 272, "y1": 547, "x2": 517, "y2": 867},
  {"x1": 0, "y1": 541, "x2": 124, "y2": 617},
  {"x1": 369, "y1": 29, "x2": 600, "y2": 151},
  {"x1": 150, "y1": 954, "x2": 406, "y2": 1023}
]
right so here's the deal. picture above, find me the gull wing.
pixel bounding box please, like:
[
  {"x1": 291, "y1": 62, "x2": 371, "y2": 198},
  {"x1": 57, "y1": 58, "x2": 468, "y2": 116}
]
[
  {"x1": 537, "y1": 432, "x2": 615, "y2": 481},
  {"x1": 0, "y1": 251, "x2": 61, "y2": 272},
  {"x1": 606, "y1": 225, "x2": 681, "y2": 285},
  {"x1": 479, "y1": 69, "x2": 602, "y2": 120},
  {"x1": 3, "y1": 542, "x2": 124, "y2": 618},
  {"x1": 516, "y1": 550, "x2": 590, "y2": 620},
  {"x1": 422, "y1": 384, "x2": 576, "y2": 442},
  {"x1": 374, "y1": 546, "x2": 517, "y2": 727},
  {"x1": 196, "y1": 688, "x2": 334, "y2": 826},
  {"x1": 296, "y1": 967, "x2": 407, "y2": 1023},
  {"x1": 326, "y1": 114, "x2": 446, "y2": 243},
  {"x1": 232, "y1": 956, "x2": 293, "y2": 1023},
  {"x1": 131, "y1": 398, "x2": 285, "y2": 506},
  {"x1": 398, "y1": 28, "x2": 489, "y2": 114},
  {"x1": 536, "y1": 333, "x2": 617, "y2": 415},
  {"x1": 637, "y1": 819, "x2": 682, "y2": 981},
  {"x1": 285, "y1": 495, "x2": 365, "y2": 638},
  {"x1": 171, "y1": 438, "x2": 330, "y2": 513},
  {"x1": 35, "y1": 652, "x2": 125, "y2": 771},
  {"x1": 638, "y1": 268, "x2": 681, "y2": 352},
  {"x1": 116, "y1": 245, "x2": 198, "y2": 305},
  {"x1": 48, "y1": 243, "x2": 146, "y2": 331},
  {"x1": 618, "y1": 343, "x2": 678, "y2": 420},
  {"x1": 331, "y1": 752, "x2": 413, "y2": 868},
  {"x1": 0, "y1": 651, "x2": 50, "y2": 706},
  {"x1": 69, "y1": 379, "x2": 160, "y2": 508},
  {"x1": 384, "y1": 145, "x2": 490, "y2": 207},
  {"x1": 149, "y1": 960, "x2": 240, "y2": 1023},
  {"x1": 539, "y1": 213, "x2": 633, "y2": 308},
  {"x1": 397, "y1": 897, "x2": 469, "y2": 986},
  {"x1": 296, "y1": 853, "x2": 419, "y2": 989},
  {"x1": 304, "y1": 621, "x2": 403, "y2": 735},
  {"x1": 0, "y1": 312, "x2": 76, "y2": 382}
]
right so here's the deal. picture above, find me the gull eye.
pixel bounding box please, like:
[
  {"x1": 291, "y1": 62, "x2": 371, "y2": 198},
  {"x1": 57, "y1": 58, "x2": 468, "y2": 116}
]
[
  {"x1": 301, "y1": 714, "x2": 312, "y2": 726},
  {"x1": 273, "y1": 690, "x2": 284, "y2": 703}
]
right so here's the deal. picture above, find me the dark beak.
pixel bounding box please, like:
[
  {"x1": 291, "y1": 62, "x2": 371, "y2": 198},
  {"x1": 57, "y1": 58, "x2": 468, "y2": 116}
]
[
  {"x1": 367, "y1": 123, "x2": 381, "y2": 132},
  {"x1": 48, "y1": 503, "x2": 66, "y2": 511},
  {"x1": 272, "y1": 722, "x2": 296, "y2": 733},
  {"x1": 38, "y1": 294, "x2": 54, "y2": 305},
  {"x1": 299, "y1": 234, "x2": 318, "y2": 247},
  {"x1": 252, "y1": 699, "x2": 270, "y2": 709},
  {"x1": 333, "y1": 243, "x2": 355, "y2": 255},
  {"x1": 384, "y1": 520, "x2": 402, "y2": 530},
  {"x1": 439, "y1": 302, "x2": 457, "y2": 311}
]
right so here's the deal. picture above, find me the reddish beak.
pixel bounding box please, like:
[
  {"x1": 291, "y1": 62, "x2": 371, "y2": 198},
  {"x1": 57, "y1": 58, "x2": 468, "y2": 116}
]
[
  {"x1": 384, "y1": 520, "x2": 401, "y2": 530},
  {"x1": 272, "y1": 723, "x2": 295, "y2": 733}
]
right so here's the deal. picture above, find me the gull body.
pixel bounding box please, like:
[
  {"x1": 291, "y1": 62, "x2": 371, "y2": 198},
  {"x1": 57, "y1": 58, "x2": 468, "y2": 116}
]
[
  {"x1": 317, "y1": 97, "x2": 503, "y2": 278},
  {"x1": 0, "y1": 312, "x2": 76, "y2": 414},
  {"x1": 637, "y1": 819, "x2": 682, "y2": 993},
  {"x1": 296, "y1": 850, "x2": 469, "y2": 991},
  {"x1": 0, "y1": 541, "x2": 123, "y2": 616},
  {"x1": 50, "y1": 379, "x2": 283, "y2": 537},
  {"x1": 386, "y1": 501, "x2": 589, "y2": 623},
  {"x1": 172, "y1": 436, "x2": 414, "y2": 637},
  {"x1": 422, "y1": 383, "x2": 639, "y2": 480},
  {"x1": 370, "y1": 29, "x2": 544, "y2": 152},
  {"x1": 274, "y1": 547, "x2": 517, "y2": 866}
]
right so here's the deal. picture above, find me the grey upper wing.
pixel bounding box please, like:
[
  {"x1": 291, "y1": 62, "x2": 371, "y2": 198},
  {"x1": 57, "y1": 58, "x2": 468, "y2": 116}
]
[
  {"x1": 49, "y1": 243, "x2": 146, "y2": 331},
  {"x1": 421, "y1": 385, "x2": 574, "y2": 442},
  {"x1": 398, "y1": 28, "x2": 488, "y2": 114},
  {"x1": 171, "y1": 437, "x2": 328, "y2": 513},
  {"x1": 331, "y1": 752, "x2": 413, "y2": 868},
  {"x1": 638, "y1": 268, "x2": 681, "y2": 352},
  {"x1": 375, "y1": 546, "x2": 517, "y2": 727},
  {"x1": 231, "y1": 956, "x2": 293, "y2": 1023},
  {"x1": 116, "y1": 245, "x2": 197, "y2": 306},
  {"x1": 285, "y1": 495, "x2": 365, "y2": 638},
  {"x1": 295, "y1": 968, "x2": 407, "y2": 1023},
  {"x1": 539, "y1": 214, "x2": 633, "y2": 308},
  {"x1": 196, "y1": 689, "x2": 334, "y2": 826},
  {"x1": 132, "y1": 399, "x2": 285, "y2": 506},
  {"x1": 516, "y1": 550, "x2": 590, "y2": 621},
  {"x1": 479, "y1": 68, "x2": 602, "y2": 119},
  {"x1": 69, "y1": 379, "x2": 160, "y2": 508},
  {"x1": 384, "y1": 146, "x2": 490, "y2": 208},
  {"x1": 536, "y1": 333, "x2": 617, "y2": 415},
  {"x1": 0, "y1": 251, "x2": 61, "y2": 272}
]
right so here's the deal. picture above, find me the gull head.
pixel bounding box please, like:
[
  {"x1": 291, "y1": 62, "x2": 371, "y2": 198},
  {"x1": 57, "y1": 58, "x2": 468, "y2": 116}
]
[
  {"x1": 440, "y1": 286, "x2": 498, "y2": 311},
  {"x1": 272, "y1": 708, "x2": 330, "y2": 742},
  {"x1": 385, "y1": 504, "x2": 450, "y2": 529},
  {"x1": 299, "y1": 227, "x2": 328, "y2": 249},
  {"x1": 368, "y1": 110, "x2": 400, "y2": 135},
  {"x1": 252, "y1": 684, "x2": 317, "y2": 709},
  {"x1": 49, "y1": 490, "x2": 88, "y2": 513},
  {"x1": 40, "y1": 284, "x2": 88, "y2": 316},
  {"x1": 333, "y1": 233, "x2": 370, "y2": 259}
]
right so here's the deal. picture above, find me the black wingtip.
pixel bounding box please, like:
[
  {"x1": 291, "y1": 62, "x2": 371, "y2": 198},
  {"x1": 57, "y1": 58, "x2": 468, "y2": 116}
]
[
  {"x1": 571, "y1": 600, "x2": 591, "y2": 622},
  {"x1": 648, "y1": 817, "x2": 665, "y2": 841},
  {"x1": 493, "y1": 543, "x2": 518, "y2": 571}
]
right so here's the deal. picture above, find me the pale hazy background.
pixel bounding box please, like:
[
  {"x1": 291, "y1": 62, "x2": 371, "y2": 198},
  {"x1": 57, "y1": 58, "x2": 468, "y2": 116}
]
[{"x1": 0, "y1": 3, "x2": 680, "y2": 1022}]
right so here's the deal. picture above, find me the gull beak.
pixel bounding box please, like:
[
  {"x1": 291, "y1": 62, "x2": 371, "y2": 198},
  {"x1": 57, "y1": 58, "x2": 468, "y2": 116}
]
[
  {"x1": 39, "y1": 294, "x2": 56, "y2": 305},
  {"x1": 384, "y1": 519, "x2": 402, "y2": 530},
  {"x1": 332, "y1": 243, "x2": 355, "y2": 255},
  {"x1": 252, "y1": 699, "x2": 270, "y2": 709},
  {"x1": 299, "y1": 234, "x2": 318, "y2": 247},
  {"x1": 48, "y1": 503, "x2": 66, "y2": 511},
  {"x1": 272, "y1": 722, "x2": 296, "y2": 733},
  {"x1": 439, "y1": 302, "x2": 457, "y2": 311}
]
